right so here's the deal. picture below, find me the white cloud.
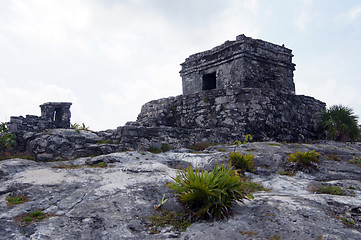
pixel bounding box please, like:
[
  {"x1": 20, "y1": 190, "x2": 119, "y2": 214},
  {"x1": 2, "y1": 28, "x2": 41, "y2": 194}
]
[
  {"x1": 346, "y1": 4, "x2": 361, "y2": 22},
  {"x1": 296, "y1": 79, "x2": 360, "y2": 119},
  {"x1": 294, "y1": 12, "x2": 311, "y2": 32},
  {"x1": 0, "y1": 78, "x2": 78, "y2": 121}
]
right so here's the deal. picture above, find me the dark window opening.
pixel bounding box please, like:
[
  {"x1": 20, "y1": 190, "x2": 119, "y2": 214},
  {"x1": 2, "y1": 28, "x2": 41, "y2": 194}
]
[
  {"x1": 54, "y1": 108, "x2": 63, "y2": 124},
  {"x1": 202, "y1": 72, "x2": 216, "y2": 90}
]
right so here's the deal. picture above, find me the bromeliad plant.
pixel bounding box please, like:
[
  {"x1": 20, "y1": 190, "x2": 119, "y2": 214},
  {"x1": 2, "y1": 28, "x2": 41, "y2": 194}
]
[
  {"x1": 166, "y1": 164, "x2": 247, "y2": 220},
  {"x1": 288, "y1": 150, "x2": 320, "y2": 167},
  {"x1": 227, "y1": 152, "x2": 255, "y2": 172}
]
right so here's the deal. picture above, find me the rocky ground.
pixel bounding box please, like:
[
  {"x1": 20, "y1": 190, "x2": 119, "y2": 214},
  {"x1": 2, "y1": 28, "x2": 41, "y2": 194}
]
[{"x1": 1, "y1": 141, "x2": 361, "y2": 240}]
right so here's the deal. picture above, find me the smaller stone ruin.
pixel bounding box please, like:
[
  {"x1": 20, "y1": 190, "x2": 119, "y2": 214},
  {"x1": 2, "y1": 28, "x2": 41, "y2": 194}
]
[{"x1": 8, "y1": 102, "x2": 72, "y2": 132}]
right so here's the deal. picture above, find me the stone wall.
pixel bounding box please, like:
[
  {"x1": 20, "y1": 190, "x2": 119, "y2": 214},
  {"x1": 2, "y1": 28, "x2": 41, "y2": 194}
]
[
  {"x1": 8, "y1": 115, "x2": 51, "y2": 133},
  {"x1": 137, "y1": 88, "x2": 326, "y2": 142},
  {"x1": 180, "y1": 34, "x2": 295, "y2": 95},
  {"x1": 8, "y1": 102, "x2": 72, "y2": 133}
]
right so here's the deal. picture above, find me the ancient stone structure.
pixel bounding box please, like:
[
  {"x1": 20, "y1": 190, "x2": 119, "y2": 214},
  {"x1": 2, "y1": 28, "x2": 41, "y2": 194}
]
[
  {"x1": 8, "y1": 102, "x2": 72, "y2": 132},
  {"x1": 180, "y1": 34, "x2": 295, "y2": 95},
  {"x1": 40, "y1": 102, "x2": 72, "y2": 129},
  {"x1": 134, "y1": 34, "x2": 326, "y2": 144}
]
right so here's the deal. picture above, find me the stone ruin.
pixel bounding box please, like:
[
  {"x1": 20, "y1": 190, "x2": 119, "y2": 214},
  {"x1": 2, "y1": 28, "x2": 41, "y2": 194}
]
[
  {"x1": 132, "y1": 34, "x2": 326, "y2": 145},
  {"x1": 8, "y1": 102, "x2": 72, "y2": 132},
  {"x1": 6, "y1": 34, "x2": 327, "y2": 158},
  {"x1": 180, "y1": 34, "x2": 295, "y2": 95}
]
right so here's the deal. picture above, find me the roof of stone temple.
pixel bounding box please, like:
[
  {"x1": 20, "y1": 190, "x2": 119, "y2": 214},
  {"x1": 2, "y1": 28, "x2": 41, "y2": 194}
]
[{"x1": 180, "y1": 34, "x2": 295, "y2": 76}]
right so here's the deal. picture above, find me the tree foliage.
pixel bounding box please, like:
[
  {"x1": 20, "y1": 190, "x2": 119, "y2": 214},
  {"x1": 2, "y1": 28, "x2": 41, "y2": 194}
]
[{"x1": 320, "y1": 105, "x2": 360, "y2": 141}]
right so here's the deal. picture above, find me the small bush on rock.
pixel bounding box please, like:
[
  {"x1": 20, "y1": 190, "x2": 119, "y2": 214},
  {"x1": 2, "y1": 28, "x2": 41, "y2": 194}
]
[
  {"x1": 6, "y1": 194, "x2": 29, "y2": 206},
  {"x1": 167, "y1": 164, "x2": 247, "y2": 220},
  {"x1": 71, "y1": 123, "x2": 90, "y2": 133},
  {"x1": 288, "y1": 150, "x2": 320, "y2": 167},
  {"x1": 228, "y1": 152, "x2": 255, "y2": 172},
  {"x1": 314, "y1": 186, "x2": 345, "y2": 196},
  {"x1": 320, "y1": 105, "x2": 360, "y2": 141}
]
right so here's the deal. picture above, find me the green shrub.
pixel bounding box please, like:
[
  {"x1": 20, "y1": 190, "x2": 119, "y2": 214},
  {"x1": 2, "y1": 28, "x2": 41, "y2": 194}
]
[
  {"x1": 0, "y1": 122, "x2": 8, "y2": 133},
  {"x1": 161, "y1": 143, "x2": 170, "y2": 152},
  {"x1": 147, "y1": 143, "x2": 171, "y2": 154},
  {"x1": 148, "y1": 146, "x2": 161, "y2": 154},
  {"x1": 23, "y1": 216, "x2": 32, "y2": 222},
  {"x1": 6, "y1": 194, "x2": 28, "y2": 205},
  {"x1": 233, "y1": 134, "x2": 253, "y2": 146},
  {"x1": 288, "y1": 150, "x2": 320, "y2": 167},
  {"x1": 228, "y1": 152, "x2": 255, "y2": 172},
  {"x1": 315, "y1": 186, "x2": 345, "y2": 196},
  {"x1": 166, "y1": 164, "x2": 247, "y2": 220},
  {"x1": 96, "y1": 139, "x2": 114, "y2": 144},
  {"x1": 244, "y1": 134, "x2": 253, "y2": 143},
  {"x1": 320, "y1": 105, "x2": 360, "y2": 141},
  {"x1": 349, "y1": 156, "x2": 361, "y2": 166},
  {"x1": 0, "y1": 132, "x2": 16, "y2": 156},
  {"x1": 278, "y1": 170, "x2": 296, "y2": 176},
  {"x1": 71, "y1": 123, "x2": 90, "y2": 132},
  {"x1": 30, "y1": 210, "x2": 45, "y2": 218}
]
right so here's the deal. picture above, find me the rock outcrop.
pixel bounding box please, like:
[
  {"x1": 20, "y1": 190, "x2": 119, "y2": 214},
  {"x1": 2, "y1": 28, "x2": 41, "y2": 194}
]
[{"x1": 1, "y1": 141, "x2": 361, "y2": 239}]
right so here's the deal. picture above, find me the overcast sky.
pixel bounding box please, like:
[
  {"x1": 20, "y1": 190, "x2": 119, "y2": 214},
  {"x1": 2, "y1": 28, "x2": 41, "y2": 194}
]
[{"x1": 1, "y1": 0, "x2": 360, "y2": 130}]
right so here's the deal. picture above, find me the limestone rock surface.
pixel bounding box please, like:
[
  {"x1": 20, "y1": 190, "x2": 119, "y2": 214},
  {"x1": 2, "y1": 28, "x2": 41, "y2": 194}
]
[{"x1": 1, "y1": 141, "x2": 361, "y2": 240}]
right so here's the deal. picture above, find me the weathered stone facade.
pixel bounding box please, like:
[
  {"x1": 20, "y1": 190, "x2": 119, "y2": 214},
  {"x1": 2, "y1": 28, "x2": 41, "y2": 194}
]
[
  {"x1": 180, "y1": 34, "x2": 295, "y2": 95},
  {"x1": 40, "y1": 102, "x2": 72, "y2": 129},
  {"x1": 137, "y1": 88, "x2": 325, "y2": 142},
  {"x1": 8, "y1": 102, "x2": 72, "y2": 132}
]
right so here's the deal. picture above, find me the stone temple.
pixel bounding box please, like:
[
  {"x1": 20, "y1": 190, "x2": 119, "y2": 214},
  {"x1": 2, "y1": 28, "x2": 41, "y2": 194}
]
[
  {"x1": 180, "y1": 34, "x2": 295, "y2": 95},
  {"x1": 134, "y1": 34, "x2": 326, "y2": 145}
]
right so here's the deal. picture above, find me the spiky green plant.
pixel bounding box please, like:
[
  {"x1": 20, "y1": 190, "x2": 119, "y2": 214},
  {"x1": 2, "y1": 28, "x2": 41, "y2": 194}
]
[
  {"x1": 288, "y1": 150, "x2": 320, "y2": 167},
  {"x1": 0, "y1": 122, "x2": 8, "y2": 133},
  {"x1": 166, "y1": 164, "x2": 247, "y2": 220},
  {"x1": 320, "y1": 105, "x2": 360, "y2": 141},
  {"x1": 227, "y1": 152, "x2": 255, "y2": 172}
]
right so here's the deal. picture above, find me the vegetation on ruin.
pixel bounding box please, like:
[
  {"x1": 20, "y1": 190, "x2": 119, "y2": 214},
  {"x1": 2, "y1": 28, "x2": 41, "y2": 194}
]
[
  {"x1": 288, "y1": 150, "x2": 320, "y2": 167},
  {"x1": 228, "y1": 152, "x2": 255, "y2": 172},
  {"x1": 0, "y1": 122, "x2": 17, "y2": 158},
  {"x1": 167, "y1": 163, "x2": 255, "y2": 220},
  {"x1": 341, "y1": 217, "x2": 355, "y2": 227},
  {"x1": 278, "y1": 170, "x2": 296, "y2": 176},
  {"x1": 349, "y1": 156, "x2": 361, "y2": 167},
  {"x1": 233, "y1": 134, "x2": 253, "y2": 146},
  {"x1": 52, "y1": 161, "x2": 109, "y2": 169},
  {"x1": 319, "y1": 105, "x2": 360, "y2": 142},
  {"x1": 314, "y1": 186, "x2": 345, "y2": 196},
  {"x1": 6, "y1": 194, "x2": 29, "y2": 206},
  {"x1": 14, "y1": 209, "x2": 53, "y2": 227},
  {"x1": 148, "y1": 143, "x2": 170, "y2": 154},
  {"x1": 71, "y1": 123, "x2": 90, "y2": 132},
  {"x1": 98, "y1": 139, "x2": 112, "y2": 144}
]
